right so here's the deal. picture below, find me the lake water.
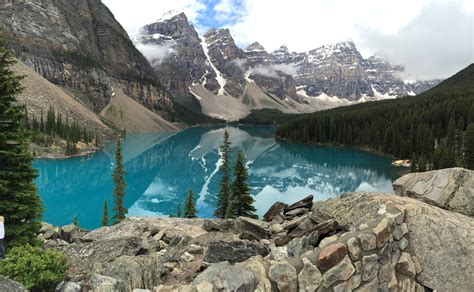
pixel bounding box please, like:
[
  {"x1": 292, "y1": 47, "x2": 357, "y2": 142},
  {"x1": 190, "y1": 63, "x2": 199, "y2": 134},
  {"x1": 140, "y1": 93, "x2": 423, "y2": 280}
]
[{"x1": 34, "y1": 126, "x2": 405, "y2": 229}]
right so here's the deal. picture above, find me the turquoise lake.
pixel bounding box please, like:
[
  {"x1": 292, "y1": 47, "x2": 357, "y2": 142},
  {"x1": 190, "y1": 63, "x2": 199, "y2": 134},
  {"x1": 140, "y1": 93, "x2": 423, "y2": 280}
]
[{"x1": 34, "y1": 126, "x2": 405, "y2": 229}]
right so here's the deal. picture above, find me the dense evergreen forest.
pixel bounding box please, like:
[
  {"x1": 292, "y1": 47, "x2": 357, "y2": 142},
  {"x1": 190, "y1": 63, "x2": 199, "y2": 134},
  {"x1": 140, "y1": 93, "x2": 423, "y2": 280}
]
[
  {"x1": 25, "y1": 106, "x2": 100, "y2": 155},
  {"x1": 276, "y1": 64, "x2": 474, "y2": 171}
]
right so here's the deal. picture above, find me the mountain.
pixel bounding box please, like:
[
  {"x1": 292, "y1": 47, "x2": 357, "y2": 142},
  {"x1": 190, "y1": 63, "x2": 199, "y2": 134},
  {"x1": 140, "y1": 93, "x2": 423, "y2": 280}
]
[
  {"x1": 0, "y1": 0, "x2": 177, "y2": 133},
  {"x1": 275, "y1": 64, "x2": 474, "y2": 171},
  {"x1": 272, "y1": 41, "x2": 440, "y2": 100},
  {"x1": 135, "y1": 11, "x2": 440, "y2": 121}
]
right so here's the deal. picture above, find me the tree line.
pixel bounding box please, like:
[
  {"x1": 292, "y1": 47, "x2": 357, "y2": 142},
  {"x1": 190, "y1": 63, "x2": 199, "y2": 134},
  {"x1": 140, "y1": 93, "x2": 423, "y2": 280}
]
[
  {"x1": 276, "y1": 66, "x2": 474, "y2": 171},
  {"x1": 25, "y1": 106, "x2": 101, "y2": 155}
]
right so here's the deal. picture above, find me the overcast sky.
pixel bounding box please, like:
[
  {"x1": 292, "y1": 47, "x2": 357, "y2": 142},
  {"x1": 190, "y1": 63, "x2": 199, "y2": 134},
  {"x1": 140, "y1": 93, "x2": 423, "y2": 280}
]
[{"x1": 103, "y1": 0, "x2": 473, "y2": 80}]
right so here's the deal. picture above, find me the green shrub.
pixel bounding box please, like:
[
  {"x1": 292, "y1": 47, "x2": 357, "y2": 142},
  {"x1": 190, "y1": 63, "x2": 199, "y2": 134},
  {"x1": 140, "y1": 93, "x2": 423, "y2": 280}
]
[{"x1": 0, "y1": 245, "x2": 68, "y2": 291}]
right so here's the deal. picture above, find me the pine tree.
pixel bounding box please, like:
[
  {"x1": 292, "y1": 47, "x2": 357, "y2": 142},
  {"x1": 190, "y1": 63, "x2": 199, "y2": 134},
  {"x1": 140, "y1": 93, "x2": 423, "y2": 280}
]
[
  {"x1": 72, "y1": 214, "x2": 79, "y2": 227},
  {"x1": 101, "y1": 199, "x2": 110, "y2": 226},
  {"x1": 226, "y1": 150, "x2": 257, "y2": 219},
  {"x1": 214, "y1": 129, "x2": 231, "y2": 219},
  {"x1": 112, "y1": 139, "x2": 127, "y2": 224},
  {"x1": 0, "y1": 35, "x2": 43, "y2": 248},
  {"x1": 184, "y1": 190, "x2": 197, "y2": 218},
  {"x1": 176, "y1": 204, "x2": 182, "y2": 218},
  {"x1": 464, "y1": 124, "x2": 474, "y2": 169}
]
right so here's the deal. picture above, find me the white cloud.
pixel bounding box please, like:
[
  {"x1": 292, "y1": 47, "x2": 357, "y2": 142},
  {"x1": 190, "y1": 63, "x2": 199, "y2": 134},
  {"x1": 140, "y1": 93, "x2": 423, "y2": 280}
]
[
  {"x1": 136, "y1": 43, "x2": 175, "y2": 65},
  {"x1": 250, "y1": 64, "x2": 300, "y2": 79},
  {"x1": 102, "y1": 0, "x2": 206, "y2": 36}
]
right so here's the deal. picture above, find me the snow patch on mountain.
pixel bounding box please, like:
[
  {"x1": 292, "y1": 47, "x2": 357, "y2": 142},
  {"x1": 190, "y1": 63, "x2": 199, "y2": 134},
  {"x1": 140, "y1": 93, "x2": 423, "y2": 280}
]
[{"x1": 201, "y1": 37, "x2": 227, "y2": 95}]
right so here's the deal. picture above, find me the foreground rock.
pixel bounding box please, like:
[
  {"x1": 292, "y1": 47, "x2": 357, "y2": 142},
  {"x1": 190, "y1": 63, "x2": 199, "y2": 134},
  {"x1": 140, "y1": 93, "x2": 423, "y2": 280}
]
[
  {"x1": 0, "y1": 276, "x2": 26, "y2": 292},
  {"x1": 42, "y1": 169, "x2": 473, "y2": 292},
  {"x1": 393, "y1": 167, "x2": 474, "y2": 216}
]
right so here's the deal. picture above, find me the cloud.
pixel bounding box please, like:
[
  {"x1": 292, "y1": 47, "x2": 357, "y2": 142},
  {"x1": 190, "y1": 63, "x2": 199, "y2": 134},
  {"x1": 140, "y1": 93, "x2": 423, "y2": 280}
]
[
  {"x1": 357, "y1": 1, "x2": 474, "y2": 80},
  {"x1": 135, "y1": 43, "x2": 175, "y2": 65},
  {"x1": 249, "y1": 64, "x2": 299, "y2": 79},
  {"x1": 102, "y1": 0, "x2": 206, "y2": 36}
]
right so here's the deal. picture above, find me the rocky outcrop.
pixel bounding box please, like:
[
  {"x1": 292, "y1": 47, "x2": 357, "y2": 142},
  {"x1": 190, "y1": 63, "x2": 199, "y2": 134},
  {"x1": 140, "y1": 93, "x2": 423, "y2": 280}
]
[
  {"x1": 0, "y1": 0, "x2": 173, "y2": 119},
  {"x1": 0, "y1": 276, "x2": 26, "y2": 292},
  {"x1": 393, "y1": 167, "x2": 474, "y2": 216},
  {"x1": 41, "y1": 170, "x2": 473, "y2": 292}
]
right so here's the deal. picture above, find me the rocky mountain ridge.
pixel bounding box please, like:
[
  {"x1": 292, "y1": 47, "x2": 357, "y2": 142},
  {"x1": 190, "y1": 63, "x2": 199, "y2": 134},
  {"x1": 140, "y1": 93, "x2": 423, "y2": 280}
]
[
  {"x1": 0, "y1": 0, "x2": 178, "y2": 134},
  {"x1": 135, "y1": 11, "x2": 440, "y2": 121}
]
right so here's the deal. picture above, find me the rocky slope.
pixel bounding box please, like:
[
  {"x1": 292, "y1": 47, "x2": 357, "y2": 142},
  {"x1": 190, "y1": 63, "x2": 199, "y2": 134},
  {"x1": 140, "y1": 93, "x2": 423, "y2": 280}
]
[
  {"x1": 0, "y1": 0, "x2": 176, "y2": 131},
  {"x1": 34, "y1": 168, "x2": 473, "y2": 292},
  {"x1": 135, "y1": 11, "x2": 440, "y2": 121}
]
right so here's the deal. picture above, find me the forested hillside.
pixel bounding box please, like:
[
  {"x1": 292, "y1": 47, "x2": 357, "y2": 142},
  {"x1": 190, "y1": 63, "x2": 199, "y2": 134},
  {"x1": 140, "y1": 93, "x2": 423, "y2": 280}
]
[{"x1": 276, "y1": 64, "x2": 474, "y2": 171}]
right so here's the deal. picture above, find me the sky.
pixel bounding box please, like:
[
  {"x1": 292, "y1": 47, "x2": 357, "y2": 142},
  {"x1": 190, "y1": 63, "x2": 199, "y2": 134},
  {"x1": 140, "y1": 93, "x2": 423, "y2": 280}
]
[{"x1": 103, "y1": 0, "x2": 474, "y2": 80}]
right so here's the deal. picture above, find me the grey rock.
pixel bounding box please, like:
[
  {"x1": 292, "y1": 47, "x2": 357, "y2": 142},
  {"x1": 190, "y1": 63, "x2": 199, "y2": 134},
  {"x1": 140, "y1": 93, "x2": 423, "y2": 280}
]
[
  {"x1": 357, "y1": 232, "x2": 376, "y2": 251},
  {"x1": 89, "y1": 274, "x2": 120, "y2": 292},
  {"x1": 203, "y1": 241, "x2": 270, "y2": 264},
  {"x1": 361, "y1": 254, "x2": 379, "y2": 281},
  {"x1": 399, "y1": 237, "x2": 409, "y2": 250},
  {"x1": 0, "y1": 276, "x2": 26, "y2": 292},
  {"x1": 322, "y1": 256, "x2": 355, "y2": 288},
  {"x1": 284, "y1": 195, "x2": 314, "y2": 212},
  {"x1": 395, "y1": 252, "x2": 416, "y2": 278},
  {"x1": 286, "y1": 236, "x2": 312, "y2": 257},
  {"x1": 236, "y1": 216, "x2": 272, "y2": 240},
  {"x1": 269, "y1": 261, "x2": 298, "y2": 292},
  {"x1": 59, "y1": 224, "x2": 81, "y2": 243},
  {"x1": 236, "y1": 256, "x2": 272, "y2": 292},
  {"x1": 393, "y1": 167, "x2": 474, "y2": 217},
  {"x1": 193, "y1": 262, "x2": 256, "y2": 291},
  {"x1": 298, "y1": 257, "x2": 322, "y2": 291},
  {"x1": 346, "y1": 237, "x2": 362, "y2": 261},
  {"x1": 55, "y1": 281, "x2": 81, "y2": 292},
  {"x1": 263, "y1": 201, "x2": 288, "y2": 222},
  {"x1": 393, "y1": 223, "x2": 409, "y2": 240}
]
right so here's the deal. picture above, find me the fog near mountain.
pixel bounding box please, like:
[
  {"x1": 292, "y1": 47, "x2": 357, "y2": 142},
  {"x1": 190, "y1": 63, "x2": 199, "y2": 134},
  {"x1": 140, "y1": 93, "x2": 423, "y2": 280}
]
[
  {"x1": 357, "y1": 1, "x2": 474, "y2": 80},
  {"x1": 136, "y1": 43, "x2": 175, "y2": 66},
  {"x1": 248, "y1": 64, "x2": 299, "y2": 79}
]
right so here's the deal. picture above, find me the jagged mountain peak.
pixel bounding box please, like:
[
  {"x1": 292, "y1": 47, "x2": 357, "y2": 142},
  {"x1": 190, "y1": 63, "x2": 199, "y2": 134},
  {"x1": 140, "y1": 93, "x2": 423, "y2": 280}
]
[
  {"x1": 245, "y1": 42, "x2": 266, "y2": 52},
  {"x1": 157, "y1": 10, "x2": 186, "y2": 22}
]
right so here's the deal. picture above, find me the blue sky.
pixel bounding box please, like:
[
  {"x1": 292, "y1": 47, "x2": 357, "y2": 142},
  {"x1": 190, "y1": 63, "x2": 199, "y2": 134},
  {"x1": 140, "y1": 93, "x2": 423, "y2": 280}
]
[{"x1": 192, "y1": 0, "x2": 246, "y2": 32}]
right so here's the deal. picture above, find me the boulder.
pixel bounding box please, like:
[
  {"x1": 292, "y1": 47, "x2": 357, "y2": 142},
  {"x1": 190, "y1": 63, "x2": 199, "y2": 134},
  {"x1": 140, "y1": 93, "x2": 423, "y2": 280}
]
[
  {"x1": 284, "y1": 207, "x2": 309, "y2": 218},
  {"x1": 284, "y1": 195, "x2": 314, "y2": 213},
  {"x1": 317, "y1": 242, "x2": 348, "y2": 271},
  {"x1": 0, "y1": 276, "x2": 26, "y2": 292},
  {"x1": 313, "y1": 192, "x2": 474, "y2": 291},
  {"x1": 393, "y1": 168, "x2": 474, "y2": 217},
  {"x1": 263, "y1": 202, "x2": 288, "y2": 221},
  {"x1": 268, "y1": 261, "x2": 298, "y2": 292},
  {"x1": 89, "y1": 274, "x2": 120, "y2": 292},
  {"x1": 361, "y1": 254, "x2": 379, "y2": 281},
  {"x1": 321, "y1": 255, "x2": 355, "y2": 288},
  {"x1": 298, "y1": 257, "x2": 322, "y2": 291},
  {"x1": 192, "y1": 262, "x2": 256, "y2": 291},
  {"x1": 59, "y1": 224, "x2": 80, "y2": 243},
  {"x1": 55, "y1": 281, "x2": 81, "y2": 292},
  {"x1": 203, "y1": 241, "x2": 270, "y2": 264},
  {"x1": 236, "y1": 217, "x2": 272, "y2": 240},
  {"x1": 236, "y1": 256, "x2": 272, "y2": 291},
  {"x1": 94, "y1": 254, "x2": 166, "y2": 291}
]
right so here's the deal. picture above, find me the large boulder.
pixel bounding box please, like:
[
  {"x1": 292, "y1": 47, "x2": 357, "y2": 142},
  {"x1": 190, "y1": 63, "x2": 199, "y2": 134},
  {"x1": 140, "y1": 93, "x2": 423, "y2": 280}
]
[
  {"x1": 393, "y1": 167, "x2": 474, "y2": 217},
  {"x1": 236, "y1": 216, "x2": 272, "y2": 240},
  {"x1": 0, "y1": 276, "x2": 26, "y2": 292},
  {"x1": 263, "y1": 202, "x2": 288, "y2": 221},
  {"x1": 192, "y1": 262, "x2": 256, "y2": 291},
  {"x1": 203, "y1": 240, "x2": 270, "y2": 264},
  {"x1": 313, "y1": 192, "x2": 474, "y2": 291},
  {"x1": 284, "y1": 195, "x2": 314, "y2": 213}
]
